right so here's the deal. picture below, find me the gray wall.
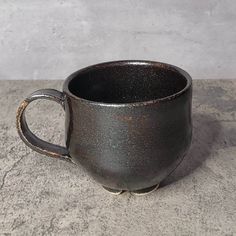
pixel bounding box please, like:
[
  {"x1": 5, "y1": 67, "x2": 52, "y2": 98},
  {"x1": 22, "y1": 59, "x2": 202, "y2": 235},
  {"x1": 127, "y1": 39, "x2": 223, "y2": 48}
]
[{"x1": 0, "y1": 0, "x2": 235, "y2": 80}]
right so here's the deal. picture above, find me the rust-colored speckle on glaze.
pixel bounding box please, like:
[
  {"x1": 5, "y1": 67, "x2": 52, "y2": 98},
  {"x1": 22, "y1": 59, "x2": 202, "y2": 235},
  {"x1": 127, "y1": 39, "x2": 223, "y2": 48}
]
[
  {"x1": 16, "y1": 100, "x2": 28, "y2": 130},
  {"x1": 116, "y1": 115, "x2": 133, "y2": 122}
]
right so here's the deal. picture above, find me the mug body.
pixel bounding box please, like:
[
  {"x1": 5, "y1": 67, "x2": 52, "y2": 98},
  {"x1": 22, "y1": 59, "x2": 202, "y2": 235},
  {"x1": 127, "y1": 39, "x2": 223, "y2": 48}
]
[{"x1": 63, "y1": 61, "x2": 192, "y2": 191}]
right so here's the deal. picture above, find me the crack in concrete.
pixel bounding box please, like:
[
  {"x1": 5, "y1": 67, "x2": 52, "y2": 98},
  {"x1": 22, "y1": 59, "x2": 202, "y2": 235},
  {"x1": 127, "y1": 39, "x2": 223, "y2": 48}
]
[
  {"x1": 0, "y1": 155, "x2": 25, "y2": 190},
  {"x1": 42, "y1": 216, "x2": 56, "y2": 235},
  {"x1": 219, "y1": 119, "x2": 236, "y2": 123},
  {"x1": 12, "y1": 218, "x2": 26, "y2": 231}
]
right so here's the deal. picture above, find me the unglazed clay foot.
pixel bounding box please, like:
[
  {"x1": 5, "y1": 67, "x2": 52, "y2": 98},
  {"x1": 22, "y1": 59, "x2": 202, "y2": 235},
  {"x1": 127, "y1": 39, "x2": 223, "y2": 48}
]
[
  {"x1": 103, "y1": 186, "x2": 124, "y2": 195},
  {"x1": 131, "y1": 184, "x2": 159, "y2": 196}
]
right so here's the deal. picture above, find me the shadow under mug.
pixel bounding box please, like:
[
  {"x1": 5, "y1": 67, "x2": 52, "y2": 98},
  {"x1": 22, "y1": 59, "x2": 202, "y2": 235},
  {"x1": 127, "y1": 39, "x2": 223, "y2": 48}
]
[{"x1": 16, "y1": 60, "x2": 192, "y2": 194}]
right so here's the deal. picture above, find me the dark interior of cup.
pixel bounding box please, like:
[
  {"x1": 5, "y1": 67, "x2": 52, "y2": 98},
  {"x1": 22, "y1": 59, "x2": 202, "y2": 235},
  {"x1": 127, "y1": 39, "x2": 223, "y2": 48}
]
[{"x1": 68, "y1": 62, "x2": 188, "y2": 103}]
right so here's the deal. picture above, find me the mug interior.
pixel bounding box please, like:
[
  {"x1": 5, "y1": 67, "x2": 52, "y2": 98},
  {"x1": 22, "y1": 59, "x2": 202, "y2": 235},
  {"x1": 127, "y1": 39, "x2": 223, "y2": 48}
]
[{"x1": 68, "y1": 61, "x2": 189, "y2": 104}]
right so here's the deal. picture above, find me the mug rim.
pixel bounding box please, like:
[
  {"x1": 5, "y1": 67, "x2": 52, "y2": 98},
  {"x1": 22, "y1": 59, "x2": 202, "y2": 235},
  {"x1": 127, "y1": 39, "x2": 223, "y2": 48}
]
[{"x1": 63, "y1": 60, "x2": 192, "y2": 107}]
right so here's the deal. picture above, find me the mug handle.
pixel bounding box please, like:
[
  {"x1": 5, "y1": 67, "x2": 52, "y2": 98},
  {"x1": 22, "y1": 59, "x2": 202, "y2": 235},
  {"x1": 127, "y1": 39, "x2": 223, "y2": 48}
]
[{"x1": 16, "y1": 89, "x2": 72, "y2": 163}]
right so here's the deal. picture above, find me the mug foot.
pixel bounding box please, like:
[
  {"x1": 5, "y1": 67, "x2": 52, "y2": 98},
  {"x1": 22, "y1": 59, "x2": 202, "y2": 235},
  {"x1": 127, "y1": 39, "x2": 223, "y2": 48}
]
[
  {"x1": 131, "y1": 184, "x2": 159, "y2": 196},
  {"x1": 103, "y1": 186, "x2": 124, "y2": 195},
  {"x1": 103, "y1": 184, "x2": 159, "y2": 196}
]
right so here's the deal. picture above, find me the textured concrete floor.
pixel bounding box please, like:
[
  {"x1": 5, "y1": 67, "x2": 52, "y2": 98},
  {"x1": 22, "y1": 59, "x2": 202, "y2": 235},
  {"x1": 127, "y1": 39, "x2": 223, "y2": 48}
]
[{"x1": 0, "y1": 80, "x2": 235, "y2": 235}]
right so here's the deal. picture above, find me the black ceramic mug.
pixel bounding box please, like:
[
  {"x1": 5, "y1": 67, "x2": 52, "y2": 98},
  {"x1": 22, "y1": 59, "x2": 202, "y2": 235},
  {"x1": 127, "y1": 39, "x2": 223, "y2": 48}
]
[{"x1": 16, "y1": 60, "x2": 192, "y2": 195}]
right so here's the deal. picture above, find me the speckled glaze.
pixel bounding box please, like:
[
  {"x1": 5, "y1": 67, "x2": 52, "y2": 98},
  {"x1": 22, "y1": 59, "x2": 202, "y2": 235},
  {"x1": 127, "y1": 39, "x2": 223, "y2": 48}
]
[{"x1": 16, "y1": 60, "x2": 192, "y2": 191}]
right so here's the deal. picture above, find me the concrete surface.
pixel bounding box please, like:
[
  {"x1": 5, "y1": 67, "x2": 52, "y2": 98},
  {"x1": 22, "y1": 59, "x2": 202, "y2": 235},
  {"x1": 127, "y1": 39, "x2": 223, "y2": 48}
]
[
  {"x1": 0, "y1": 0, "x2": 236, "y2": 80},
  {"x1": 0, "y1": 80, "x2": 236, "y2": 235}
]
